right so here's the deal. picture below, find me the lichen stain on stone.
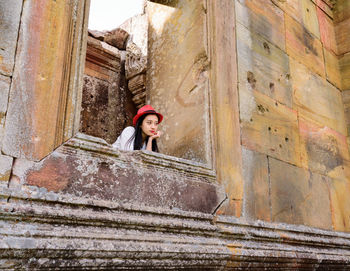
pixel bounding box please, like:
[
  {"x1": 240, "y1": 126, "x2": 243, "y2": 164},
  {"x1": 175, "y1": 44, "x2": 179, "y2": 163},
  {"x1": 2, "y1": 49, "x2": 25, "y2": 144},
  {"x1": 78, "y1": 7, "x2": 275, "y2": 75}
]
[
  {"x1": 26, "y1": 157, "x2": 70, "y2": 192},
  {"x1": 247, "y1": 71, "x2": 256, "y2": 89},
  {"x1": 295, "y1": 26, "x2": 318, "y2": 56},
  {"x1": 306, "y1": 134, "x2": 343, "y2": 173}
]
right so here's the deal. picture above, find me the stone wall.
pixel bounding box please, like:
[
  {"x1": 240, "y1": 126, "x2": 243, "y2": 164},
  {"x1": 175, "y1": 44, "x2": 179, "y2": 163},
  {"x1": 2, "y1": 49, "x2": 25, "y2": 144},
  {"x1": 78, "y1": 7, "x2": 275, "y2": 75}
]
[
  {"x1": 147, "y1": 0, "x2": 350, "y2": 232},
  {"x1": 235, "y1": 0, "x2": 350, "y2": 232},
  {"x1": 1, "y1": 0, "x2": 350, "y2": 269}
]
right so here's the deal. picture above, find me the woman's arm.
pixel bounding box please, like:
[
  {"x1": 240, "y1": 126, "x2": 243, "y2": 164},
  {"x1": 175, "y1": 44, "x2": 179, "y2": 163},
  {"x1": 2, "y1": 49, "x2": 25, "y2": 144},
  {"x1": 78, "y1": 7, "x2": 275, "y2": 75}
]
[{"x1": 146, "y1": 131, "x2": 161, "y2": 151}]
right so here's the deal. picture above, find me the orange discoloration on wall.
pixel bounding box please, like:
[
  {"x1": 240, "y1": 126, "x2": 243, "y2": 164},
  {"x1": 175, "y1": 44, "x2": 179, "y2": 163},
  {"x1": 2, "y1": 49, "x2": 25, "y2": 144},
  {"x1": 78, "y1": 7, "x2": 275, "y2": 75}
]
[
  {"x1": 317, "y1": 6, "x2": 338, "y2": 54},
  {"x1": 26, "y1": 157, "x2": 70, "y2": 192},
  {"x1": 3, "y1": 0, "x2": 87, "y2": 161}
]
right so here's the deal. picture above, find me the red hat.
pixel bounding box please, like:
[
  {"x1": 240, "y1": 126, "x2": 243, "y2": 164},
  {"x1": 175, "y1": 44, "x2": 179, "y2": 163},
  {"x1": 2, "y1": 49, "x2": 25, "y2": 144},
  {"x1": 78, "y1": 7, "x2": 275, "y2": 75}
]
[{"x1": 133, "y1": 105, "x2": 163, "y2": 126}]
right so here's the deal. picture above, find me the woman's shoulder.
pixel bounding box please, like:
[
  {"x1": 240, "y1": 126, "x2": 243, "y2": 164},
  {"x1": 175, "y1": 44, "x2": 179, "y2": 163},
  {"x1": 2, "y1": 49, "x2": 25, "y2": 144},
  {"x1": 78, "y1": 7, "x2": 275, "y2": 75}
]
[{"x1": 121, "y1": 126, "x2": 135, "y2": 135}]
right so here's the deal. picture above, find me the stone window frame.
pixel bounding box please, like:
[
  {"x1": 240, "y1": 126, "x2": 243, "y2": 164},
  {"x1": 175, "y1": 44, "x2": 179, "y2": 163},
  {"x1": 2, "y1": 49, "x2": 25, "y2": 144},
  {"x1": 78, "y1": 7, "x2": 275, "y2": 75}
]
[{"x1": 2, "y1": 0, "x2": 244, "y2": 216}]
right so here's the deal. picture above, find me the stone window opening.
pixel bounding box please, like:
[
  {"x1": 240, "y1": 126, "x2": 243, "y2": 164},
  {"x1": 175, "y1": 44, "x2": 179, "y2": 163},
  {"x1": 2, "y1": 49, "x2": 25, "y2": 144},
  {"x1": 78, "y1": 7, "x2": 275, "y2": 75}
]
[
  {"x1": 80, "y1": 0, "x2": 148, "y2": 145},
  {"x1": 79, "y1": 0, "x2": 213, "y2": 168}
]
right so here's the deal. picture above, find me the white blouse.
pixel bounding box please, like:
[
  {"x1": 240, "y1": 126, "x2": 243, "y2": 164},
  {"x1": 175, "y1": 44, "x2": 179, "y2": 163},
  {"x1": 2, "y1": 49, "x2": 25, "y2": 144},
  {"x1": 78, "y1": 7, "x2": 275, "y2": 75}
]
[{"x1": 112, "y1": 126, "x2": 146, "y2": 151}]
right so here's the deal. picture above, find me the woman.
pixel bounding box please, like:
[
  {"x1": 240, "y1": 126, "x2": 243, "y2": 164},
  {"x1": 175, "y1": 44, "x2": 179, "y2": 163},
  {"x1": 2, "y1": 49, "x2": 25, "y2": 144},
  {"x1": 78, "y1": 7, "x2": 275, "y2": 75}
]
[{"x1": 113, "y1": 105, "x2": 163, "y2": 152}]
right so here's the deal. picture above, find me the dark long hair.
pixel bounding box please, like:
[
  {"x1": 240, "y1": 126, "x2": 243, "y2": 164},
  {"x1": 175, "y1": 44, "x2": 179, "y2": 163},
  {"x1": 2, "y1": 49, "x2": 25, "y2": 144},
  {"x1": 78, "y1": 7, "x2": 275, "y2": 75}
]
[{"x1": 127, "y1": 113, "x2": 159, "y2": 152}]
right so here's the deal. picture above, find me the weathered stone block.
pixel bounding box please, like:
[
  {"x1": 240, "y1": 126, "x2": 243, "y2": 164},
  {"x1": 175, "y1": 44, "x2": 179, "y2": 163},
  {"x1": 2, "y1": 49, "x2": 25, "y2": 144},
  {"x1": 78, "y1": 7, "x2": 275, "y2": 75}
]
[
  {"x1": 147, "y1": 0, "x2": 210, "y2": 164},
  {"x1": 0, "y1": 154, "x2": 13, "y2": 182},
  {"x1": 290, "y1": 58, "x2": 346, "y2": 135},
  {"x1": 299, "y1": 118, "x2": 350, "y2": 180},
  {"x1": 0, "y1": 0, "x2": 23, "y2": 76},
  {"x1": 335, "y1": 17, "x2": 350, "y2": 55},
  {"x1": 207, "y1": 0, "x2": 243, "y2": 217},
  {"x1": 128, "y1": 73, "x2": 146, "y2": 94},
  {"x1": 317, "y1": 6, "x2": 338, "y2": 54},
  {"x1": 235, "y1": 0, "x2": 285, "y2": 51},
  {"x1": 236, "y1": 23, "x2": 292, "y2": 107},
  {"x1": 2, "y1": 0, "x2": 85, "y2": 161},
  {"x1": 119, "y1": 14, "x2": 148, "y2": 56},
  {"x1": 0, "y1": 74, "x2": 10, "y2": 113},
  {"x1": 315, "y1": 0, "x2": 334, "y2": 18},
  {"x1": 334, "y1": 0, "x2": 350, "y2": 24},
  {"x1": 240, "y1": 89, "x2": 301, "y2": 167},
  {"x1": 269, "y1": 158, "x2": 333, "y2": 230},
  {"x1": 328, "y1": 177, "x2": 350, "y2": 232},
  {"x1": 242, "y1": 147, "x2": 270, "y2": 221},
  {"x1": 342, "y1": 89, "x2": 350, "y2": 136},
  {"x1": 270, "y1": 0, "x2": 303, "y2": 24},
  {"x1": 0, "y1": 74, "x2": 10, "y2": 146},
  {"x1": 324, "y1": 48, "x2": 342, "y2": 90},
  {"x1": 103, "y1": 28, "x2": 129, "y2": 50},
  {"x1": 10, "y1": 134, "x2": 225, "y2": 214},
  {"x1": 84, "y1": 36, "x2": 121, "y2": 81},
  {"x1": 301, "y1": 0, "x2": 320, "y2": 38},
  {"x1": 339, "y1": 52, "x2": 350, "y2": 90},
  {"x1": 286, "y1": 14, "x2": 325, "y2": 78}
]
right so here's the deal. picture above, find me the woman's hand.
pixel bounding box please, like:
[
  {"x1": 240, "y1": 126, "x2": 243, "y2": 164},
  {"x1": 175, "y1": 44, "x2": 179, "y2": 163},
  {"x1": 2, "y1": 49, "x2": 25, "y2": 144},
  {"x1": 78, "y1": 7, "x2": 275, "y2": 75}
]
[
  {"x1": 146, "y1": 131, "x2": 161, "y2": 151},
  {"x1": 150, "y1": 131, "x2": 161, "y2": 139}
]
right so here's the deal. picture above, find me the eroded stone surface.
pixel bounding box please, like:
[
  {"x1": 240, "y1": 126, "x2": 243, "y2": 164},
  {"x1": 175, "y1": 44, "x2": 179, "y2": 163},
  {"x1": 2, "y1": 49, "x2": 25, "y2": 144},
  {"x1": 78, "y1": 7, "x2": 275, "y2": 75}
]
[
  {"x1": 0, "y1": 74, "x2": 10, "y2": 146},
  {"x1": 269, "y1": 157, "x2": 333, "y2": 230},
  {"x1": 0, "y1": 0, "x2": 23, "y2": 76},
  {"x1": 286, "y1": 13, "x2": 325, "y2": 78},
  {"x1": 10, "y1": 134, "x2": 224, "y2": 214},
  {"x1": 242, "y1": 147, "x2": 270, "y2": 221},
  {"x1": 147, "y1": 0, "x2": 211, "y2": 164},
  {"x1": 0, "y1": 154, "x2": 13, "y2": 182},
  {"x1": 235, "y1": 0, "x2": 285, "y2": 51},
  {"x1": 81, "y1": 36, "x2": 136, "y2": 143},
  {"x1": 237, "y1": 22, "x2": 292, "y2": 107},
  {"x1": 291, "y1": 58, "x2": 346, "y2": 135},
  {"x1": 240, "y1": 89, "x2": 301, "y2": 167}
]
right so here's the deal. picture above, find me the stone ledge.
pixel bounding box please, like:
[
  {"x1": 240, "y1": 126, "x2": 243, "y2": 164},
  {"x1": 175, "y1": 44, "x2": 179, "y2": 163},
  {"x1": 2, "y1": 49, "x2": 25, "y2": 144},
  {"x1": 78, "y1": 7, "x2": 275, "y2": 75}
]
[
  {"x1": 68, "y1": 133, "x2": 216, "y2": 181},
  {"x1": 10, "y1": 133, "x2": 223, "y2": 214},
  {"x1": 0, "y1": 191, "x2": 350, "y2": 270}
]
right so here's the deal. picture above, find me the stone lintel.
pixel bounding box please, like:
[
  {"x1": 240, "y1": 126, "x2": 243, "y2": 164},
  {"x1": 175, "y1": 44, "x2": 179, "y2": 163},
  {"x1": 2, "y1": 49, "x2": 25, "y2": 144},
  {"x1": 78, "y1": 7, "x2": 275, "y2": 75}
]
[{"x1": 0, "y1": 189, "x2": 350, "y2": 269}]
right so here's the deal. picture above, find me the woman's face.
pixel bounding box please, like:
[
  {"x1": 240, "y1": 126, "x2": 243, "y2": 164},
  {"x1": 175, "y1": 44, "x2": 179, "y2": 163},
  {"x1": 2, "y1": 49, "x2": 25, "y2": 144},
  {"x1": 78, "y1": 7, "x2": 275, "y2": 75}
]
[{"x1": 141, "y1": 114, "x2": 159, "y2": 137}]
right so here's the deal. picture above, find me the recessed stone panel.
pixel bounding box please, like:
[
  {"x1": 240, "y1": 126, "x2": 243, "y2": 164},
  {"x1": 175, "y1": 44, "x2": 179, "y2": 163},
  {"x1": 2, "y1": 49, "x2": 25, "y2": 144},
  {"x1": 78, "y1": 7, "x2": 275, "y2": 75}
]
[
  {"x1": 235, "y1": 0, "x2": 285, "y2": 51},
  {"x1": 242, "y1": 147, "x2": 270, "y2": 221},
  {"x1": 286, "y1": 14, "x2": 325, "y2": 77},
  {"x1": 291, "y1": 58, "x2": 346, "y2": 135},
  {"x1": 0, "y1": 0, "x2": 23, "y2": 76},
  {"x1": 236, "y1": 23, "x2": 292, "y2": 107},
  {"x1": 270, "y1": 157, "x2": 333, "y2": 230},
  {"x1": 240, "y1": 89, "x2": 301, "y2": 167}
]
